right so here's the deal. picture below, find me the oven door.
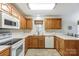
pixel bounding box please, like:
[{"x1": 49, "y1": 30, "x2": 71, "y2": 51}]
[{"x1": 11, "y1": 40, "x2": 24, "y2": 56}]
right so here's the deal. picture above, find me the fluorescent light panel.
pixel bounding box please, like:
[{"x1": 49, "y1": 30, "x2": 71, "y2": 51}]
[{"x1": 28, "y1": 3, "x2": 55, "y2": 10}]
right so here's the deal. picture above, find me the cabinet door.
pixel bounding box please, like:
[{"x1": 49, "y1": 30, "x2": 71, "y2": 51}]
[
  {"x1": 25, "y1": 37, "x2": 29, "y2": 55},
  {"x1": 22, "y1": 17, "x2": 26, "y2": 29},
  {"x1": 55, "y1": 37, "x2": 59, "y2": 51},
  {"x1": 20, "y1": 16, "x2": 27, "y2": 29},
  {"x1": 54, "y1": 36, "x2": 57, "y2": 49},
  {"x1": 64, "y1": 40, "x2": 77, "y2": 56},
  {"x1": 38, "y1": 36, "x2": 45, "y2": 48},
  {"x1": 26, "y1": 18, "x2": 32, "y2": 30},
  {"x1": 45, "y1": 19, "x2": 53, "y2": 29},
  {"x1": 29, "y1": 37, "x2": 38, "y2": 48},
  {"x1": 53, "y1": 18, "x2": 62, "y2": 29},
  {"x1": 59, "y1": 38, "x2": 64, "y2": 55},
  {"x1": 45, "y1": 18, "x2": 62, "y2": 30},
  {"x1": 76, "y1": 40, "x2": 79, "y2": 55}
]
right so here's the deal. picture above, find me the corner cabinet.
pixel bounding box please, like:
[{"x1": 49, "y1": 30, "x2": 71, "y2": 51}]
[
  {"x1": 54, "y1": 36, "x2": 78, "y2": 56},
  {"x1": 45, "y1": 18, "x2": 62, "y2": 30}
]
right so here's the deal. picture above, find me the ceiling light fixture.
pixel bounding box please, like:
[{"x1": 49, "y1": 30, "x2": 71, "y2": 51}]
[{"x1": 28, "y1": 3, "x2": 55, "y2": 10}]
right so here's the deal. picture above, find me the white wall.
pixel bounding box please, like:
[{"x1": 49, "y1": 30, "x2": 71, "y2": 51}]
[{"x1": 62, "y1": 11, "x2": 79, "y2": 35}]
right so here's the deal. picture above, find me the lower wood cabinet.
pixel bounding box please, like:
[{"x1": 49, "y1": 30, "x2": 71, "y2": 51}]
[
  {"x1": 38, "y1": 36, "x2": 45, "y2": 48},
  {"x1": 25, "y1": 37, "x2": 29, "y2": 55},
  {"x1": 25, "y1": 36, "x2": 45, "y2": 49},
  {"x1": 29, "y1": 36, "x2": 38, "y2": 48},
  {"x1": 0, "y1": 47, "x2": 11, "y2": 56},
  {"x1": 54, "y1": 36, "x2": 79, "y2": 56}
]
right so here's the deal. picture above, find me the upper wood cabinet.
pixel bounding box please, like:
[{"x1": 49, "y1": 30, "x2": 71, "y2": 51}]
[
  {"x1": 53, "y1": 18, "x2": 62, "y2": 29},
  {"x1": 20, "y1": 15, "x2": 27, "y2": 29},
  {"x1": 26, "y1": 18, "x2": 32, "y2": 30},
  {"x1": 0, "y1": 4, "x2": 20, "y2": 19},
  {"x1": 11, "y1": 4, "x2": 20, "y2": 19},
  {"x1": 45, "y1": 18, "x2": 62, "y2": 30},
  {"x1": 45, "y1": 18, "x2": 53, "y2": 29}
]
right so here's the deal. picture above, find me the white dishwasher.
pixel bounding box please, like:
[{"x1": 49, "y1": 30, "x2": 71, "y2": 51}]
[{"x1": 45, "y1": 36, "x2": 54, "y2": 48}]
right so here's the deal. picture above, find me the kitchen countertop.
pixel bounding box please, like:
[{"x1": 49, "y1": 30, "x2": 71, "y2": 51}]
[
  {"x1": 0, "y1": 45, "x2": 10, "y2": 51},
  {"x1": 15, "y1": 33, "x2": 79, "y2": 40},
  {"x1": 11, "y1": 32, "x2": 79, "y2": 40},
  {"x1": 54, "y1": 33, "x2": 79, "y2": 40}
]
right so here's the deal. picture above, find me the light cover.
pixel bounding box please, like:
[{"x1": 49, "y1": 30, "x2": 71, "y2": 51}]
[{"x1": 28, "y1": 3, "x2": 55, "y2": 10}]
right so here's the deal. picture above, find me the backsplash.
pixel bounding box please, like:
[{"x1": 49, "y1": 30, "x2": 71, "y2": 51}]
[{"x1": 0, "y1": 28, "x2": 32, "y2": 38}]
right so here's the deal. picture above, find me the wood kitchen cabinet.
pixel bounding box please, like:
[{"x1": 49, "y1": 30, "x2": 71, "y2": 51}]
[
  {"x1": 25, "y1": 36, "x2": 38, "y2": 49},
  {"x1": 25, "y1": 36, "x2": 29, "y2": 55},
  {"x1": 38, "y1": 36, "x2": 45, "y2": 48},
  {"x1": 0, "y1": 3, "x2": 20, "y2": 19},
  {"x1": 0, "y1": 47, "x2": 11, "y2": 56},
  {"x1": 45, "y1": 18, "x2": 53, "y2": 29},
  {"x1": 20, "y1": 15, "x2": 27, "y2": 29},
  {"x1": 45, "y1": 18, "x2": 62, "y2": 30},
  {"x1": 20, "y1": 17, "x2": 33, "y2": 29},
  {"x1": 64, "y1": 40, "x2": 76, "y2": 56},
  {"x1": 53, "y1": 18, "x2": 62, "y2": 29},
  {"x1": 26, "y1": 18, "x2": 32, "y2": 30},
  {"x1": 54, "y1": 36, "x2": 77, "y2": 56},
  {"x1": 29, "y1": 36, "x2": 45, "y2": 48},
  {"x1": 75, "y1": 40, "x2": 79, "y2": 55},
  {"x1": 25, "y1": 36, "x2": 45, "y2": 49},
  {"x1": 29, "y1": 36, "x2": 38, "y2": 48}
]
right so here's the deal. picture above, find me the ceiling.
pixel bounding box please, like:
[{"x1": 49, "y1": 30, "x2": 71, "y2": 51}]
[{"x1": 13, "y1": 3, "x2": 79, "y2": 17}]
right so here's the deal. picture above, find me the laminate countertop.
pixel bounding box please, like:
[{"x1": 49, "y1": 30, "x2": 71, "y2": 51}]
[
  {"x1": 0, "y1": 45, "x2": 10, "y2": 51},
  {"x1": 54, "y1": 33, "x2": 79, "y2": 40}
]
